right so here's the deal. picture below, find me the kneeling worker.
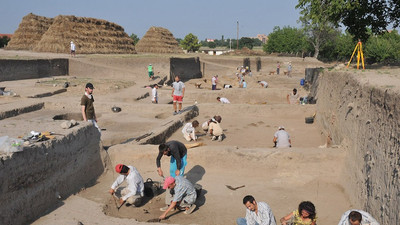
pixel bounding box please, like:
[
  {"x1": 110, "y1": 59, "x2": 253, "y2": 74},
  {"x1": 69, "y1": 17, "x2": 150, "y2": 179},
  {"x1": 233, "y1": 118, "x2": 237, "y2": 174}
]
[
  {"x1": 159, "y1": 176, "x2": 197, "y2": 219},
  {"x1": 109, "y1": 164, "x2": 144, "y2": 207}
]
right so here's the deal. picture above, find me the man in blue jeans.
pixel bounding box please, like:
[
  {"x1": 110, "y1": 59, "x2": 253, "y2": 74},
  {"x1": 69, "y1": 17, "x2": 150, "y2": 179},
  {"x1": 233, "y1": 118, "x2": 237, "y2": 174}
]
[
  {"x1": 237, "y1": 195, "x2": 277, "y2": 225},
  {"x1": 156, "y1": 140, "x2": 187, "y2": 178}
]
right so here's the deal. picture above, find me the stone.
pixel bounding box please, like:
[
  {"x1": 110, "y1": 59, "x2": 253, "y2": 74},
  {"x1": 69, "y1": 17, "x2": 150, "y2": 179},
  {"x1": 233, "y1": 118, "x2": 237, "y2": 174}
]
[{"x1": 61, "y1": 121, "x2": 72, "y2": 129}]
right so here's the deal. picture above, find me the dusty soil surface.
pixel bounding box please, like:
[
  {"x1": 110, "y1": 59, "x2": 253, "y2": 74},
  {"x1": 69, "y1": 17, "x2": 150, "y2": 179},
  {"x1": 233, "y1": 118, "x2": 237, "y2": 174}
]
[{"x1": 2, "y1": 49, "x2": 398, "y2": 224}]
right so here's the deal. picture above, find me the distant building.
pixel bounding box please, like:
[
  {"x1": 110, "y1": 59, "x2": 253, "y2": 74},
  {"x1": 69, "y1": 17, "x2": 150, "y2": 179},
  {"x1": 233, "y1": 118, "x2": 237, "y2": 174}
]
[
  {"x1": 200, "y1": 47, "x2": 231, "y2": 55},
  {"x1": 0, "y1": 34, "x2": 13, "y2": 39},
  {"x1": 256, "y1": 34, "x2": 268, "y2": 44},
  {"x1": 206, "y1": 39, "x2": 215, "y2": 42}
]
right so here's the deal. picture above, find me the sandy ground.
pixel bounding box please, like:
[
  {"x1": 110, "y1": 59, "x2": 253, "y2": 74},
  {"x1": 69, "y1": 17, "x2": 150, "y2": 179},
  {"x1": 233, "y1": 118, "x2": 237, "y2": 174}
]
[{"x1": 2, "y1": 49, "x2": 398, "y2": 224}]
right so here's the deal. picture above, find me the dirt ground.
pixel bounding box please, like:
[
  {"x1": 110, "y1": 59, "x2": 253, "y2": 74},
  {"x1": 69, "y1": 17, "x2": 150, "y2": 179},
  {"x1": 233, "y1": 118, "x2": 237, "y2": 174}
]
[{"x1": 0, "y1": 49, "x2": 384, "y2": 224}]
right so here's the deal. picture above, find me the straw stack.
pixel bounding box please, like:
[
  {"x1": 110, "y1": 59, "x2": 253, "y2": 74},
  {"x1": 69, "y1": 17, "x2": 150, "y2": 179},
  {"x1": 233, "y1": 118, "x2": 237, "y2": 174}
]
[
  {"x1": 33, "y1": 15, "x2": 136, "y2": 54},
  {"x1": 6, "y1": 13, "x2": 54, "y2": 50},
  {"x1": 135, "y1": 26, "x2": 182, "y2": 54}
]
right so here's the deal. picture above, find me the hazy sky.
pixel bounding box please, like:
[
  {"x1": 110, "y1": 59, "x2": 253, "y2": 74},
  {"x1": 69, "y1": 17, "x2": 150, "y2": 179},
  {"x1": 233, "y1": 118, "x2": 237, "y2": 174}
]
[{"x1": 0, "y1": 0, "x2": 301, "y2": 40}]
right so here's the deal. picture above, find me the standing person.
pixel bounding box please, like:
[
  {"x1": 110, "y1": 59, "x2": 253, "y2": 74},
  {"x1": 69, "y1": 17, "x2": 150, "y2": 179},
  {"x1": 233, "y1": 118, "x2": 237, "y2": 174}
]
[
  {"x1": 338, "y1": 210, "x2": 380, "y2": 225},
  {"x1": 280, "y1": 201, "x2": 317, "y2": 225},
  {"x1": 148, "y1": 64, "x2": 154, "y2": 81},
  {"x1": 242, "y1": 79, "x2": 247, "y2": 88},
  {"x1": 287, "y1": 62, "x2": 292, "y2": 77},
  {"x1": 182, "y1": 120, "x2": 199, "y2": 141},
  {"x1": 172, "y1": 75, "x2": 185, "y2": 115},
  {"x1": 277, "y1": 61, "x2": 280, "y2": 75},
  {"x1": 152, "y1": 84, "x2": 159, "y2": 104},
  {"x1": 70, "y1": 41, "x2": 76, "y2": 57},
  {"x1": 211, "y1": 75, "x2": 218, "y2": 90},
  {"x1": 156, "y1": 140, "x2": 187, "y2": 178},
  {"x1": 287, "y1": 88, "x2": 300, "y2": 104},
  {"x1": 217, "y1": 96, "x2": 230, "y2": 104},
  {"x1": 209, "y1": 115, "x2": 224, "y2": 141},
  {"x1": 81, "y1": 83, "x2": 101, "y2": 133},
  {"x1": 159, "y1": 176, "x2": 197, "y2": 219},
  {"x1": 109, "y1": 164, "x2": 144, "y2": 207},
  {"x1": 236, "y1": 195, "x2": 277, "y2": 225},
  {"x1": 273, "y1": 126, "x2": 291, "y2": 148}
]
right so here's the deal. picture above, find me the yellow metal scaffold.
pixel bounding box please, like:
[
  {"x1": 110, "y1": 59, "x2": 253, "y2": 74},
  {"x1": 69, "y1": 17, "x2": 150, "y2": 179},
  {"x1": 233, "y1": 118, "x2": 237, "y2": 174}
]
[{"x1": 347, "y1": 41, "x2": 365, "y2": 70}]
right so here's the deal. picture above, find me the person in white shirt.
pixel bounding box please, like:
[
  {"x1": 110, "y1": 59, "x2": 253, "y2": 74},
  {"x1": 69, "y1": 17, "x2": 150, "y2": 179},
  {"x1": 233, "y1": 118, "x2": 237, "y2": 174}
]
[
  {"x1": 273, "y1": 126, "x2": 291, "y2": 148},
  {"x1": 287, "y1": 88, "x2": 299, "y2": 104},
  {"x1": 211, "y1": 75, "x2": 218, "y2": 90},
  {"x1": 152, "y1": 84, "x2": 159, "y2": 104},
  {"x1": 109, "y1": 164, "x2": 144, "y2": 207},
  {"x1": 217, "y1": 97, "x2": 230, "y2": 104},
  {"x1": 182, "y1": 120, "x2": 199, "y2": 141},
  {"x1": 258, "y1": 81, "x2": 268, "y2": 88},
  {"x1": 338, "y1": 210, "x2": 380, "y2": 225},
  {"x1": 209, "y1": 116, "x2": 224, "y2": 141},
  {"x1": 237, "y1": 195, "x2": 277, "y2": 225},
  {"x1": 70, "y1": 41, "x2": 76, "y2": 57}
]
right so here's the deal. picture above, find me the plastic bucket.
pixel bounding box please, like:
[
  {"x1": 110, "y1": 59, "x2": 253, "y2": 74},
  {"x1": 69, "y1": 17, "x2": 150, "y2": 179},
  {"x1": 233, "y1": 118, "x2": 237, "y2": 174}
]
[{"x1": 300, "y1": 79, "x2": 305, "y2": 86}]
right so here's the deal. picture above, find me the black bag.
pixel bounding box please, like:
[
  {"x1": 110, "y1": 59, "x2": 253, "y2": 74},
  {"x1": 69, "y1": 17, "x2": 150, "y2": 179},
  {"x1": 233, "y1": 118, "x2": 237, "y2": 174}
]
[{"x1": 144, "y1": 178, "x2": 161, "y2": 197}]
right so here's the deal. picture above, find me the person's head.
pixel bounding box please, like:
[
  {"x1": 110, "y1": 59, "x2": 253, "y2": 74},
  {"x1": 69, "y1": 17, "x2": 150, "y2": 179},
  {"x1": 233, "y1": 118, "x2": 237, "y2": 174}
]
[
  {"x1": 149, "y1": 64, "x2": 152, "y2": 66},
  {"x1": 163, "y1": 176, "x2": 176, "y2": 189},
  {"x1": 216, "y1": 97, "x2": 221, "y2": 101},
  {"x1": 153, "y1": 84, "x2": 159, "y2": 89},
  {"x1": 159, "y1": 143, "x2": 170, "y2": 155},
  {"x1": 115, "y1": 164, "x2": 130, "y2": 175},
  {"x1": 85, "y1": 83, "x2": 94, "y2": 94},
  {"x1": 175, "y1": 75, "x2": 180, "y2": 82},
  {"x1": 242, "y1": 195, "x2": 257, "y2": 211},
  {"x1": 214, "y1": 115, "x2": 222, "y2": 123},
  {"x1": 192, "y1": 120, "x2": 199, "y2": 128},
  {"x1": 71, "y1": 41, "x2": 73, "y2": 44},
  {"x1": 278, "y1": 126, "x2": 285, "y2": 131},
  {"x1": 293, "y1": 88, "x2": 297, "y2": 94},
  {"x1": 348, "y1": 211, "x2": 362, "y2": 225},
  {"x1": 298, "y1": 201, "x2": 316, "y2": 220}
]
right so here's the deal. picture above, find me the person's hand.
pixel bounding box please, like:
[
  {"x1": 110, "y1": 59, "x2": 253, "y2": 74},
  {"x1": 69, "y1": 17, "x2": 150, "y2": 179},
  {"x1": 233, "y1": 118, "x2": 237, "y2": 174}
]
[
  {"x1": 109, "y1": 189, "x2": 115, "y2": 195},
  {"x1": 159, "y1": 213, "x2": 167, "y2": 220},
  {"x1": 119, "y1": 198, "x2": 125, "y2": 205},
  {"x1": 158, "y1": 168, "x2": 164, "y2": 177},
  {"x1": 175, "y1": 169, "x2": 180, "y2": 177}
]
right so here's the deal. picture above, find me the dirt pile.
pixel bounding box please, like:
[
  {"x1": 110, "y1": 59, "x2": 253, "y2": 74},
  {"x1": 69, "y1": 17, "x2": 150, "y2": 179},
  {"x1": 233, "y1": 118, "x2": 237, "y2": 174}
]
[
  {"x1": 135, "y1": 26, "x2": 182, "y2": 54},
  {"x1": 7, "y1": 13, "x2": 136, "y2": 54},
  {"x1": 6, "y1": 13, "x2": 54, "y2": 50}
]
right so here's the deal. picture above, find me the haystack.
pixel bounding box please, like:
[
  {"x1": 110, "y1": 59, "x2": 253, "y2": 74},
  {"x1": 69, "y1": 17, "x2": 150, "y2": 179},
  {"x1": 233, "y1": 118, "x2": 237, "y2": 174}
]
[
  {"x1": 33, "y1": 15, "x2": 136, "y2": 54},
  {"x1": 135, "y1": 26, "x2": 182, "y2": 54},
  {"x1": 6, "y1": 13, "x2": 53, "y2": 50}
]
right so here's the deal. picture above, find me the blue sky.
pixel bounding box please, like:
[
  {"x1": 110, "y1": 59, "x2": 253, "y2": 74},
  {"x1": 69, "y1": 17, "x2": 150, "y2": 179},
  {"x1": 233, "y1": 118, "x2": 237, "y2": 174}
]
[{"x1": 0, "y1": 0, "x2": 301, "y2": 40}]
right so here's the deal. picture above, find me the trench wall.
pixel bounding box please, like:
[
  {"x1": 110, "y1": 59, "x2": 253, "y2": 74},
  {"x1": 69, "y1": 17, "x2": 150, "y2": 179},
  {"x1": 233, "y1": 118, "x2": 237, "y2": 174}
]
[
  {"x1": 0, "y1": 124, "x2": 103, "y2": 225},
  {"x1": 0, "y1": 58, "x2": 69, "y2": 82},
  {"x1": 316, "y1": 72, "x2": 399, "y2": 225}
]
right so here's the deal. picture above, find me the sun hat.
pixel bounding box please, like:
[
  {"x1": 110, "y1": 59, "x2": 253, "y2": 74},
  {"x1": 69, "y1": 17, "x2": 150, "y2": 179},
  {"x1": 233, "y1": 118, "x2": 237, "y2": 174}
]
[{"x1": 115, "y1": 164, "x2": 124, "y2": 173}]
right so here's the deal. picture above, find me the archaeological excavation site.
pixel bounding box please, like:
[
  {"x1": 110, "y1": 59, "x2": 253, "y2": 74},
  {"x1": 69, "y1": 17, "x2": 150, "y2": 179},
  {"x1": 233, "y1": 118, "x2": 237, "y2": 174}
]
[{"x1": 0, "y1": 14, "x2": 399, "y2": 225}]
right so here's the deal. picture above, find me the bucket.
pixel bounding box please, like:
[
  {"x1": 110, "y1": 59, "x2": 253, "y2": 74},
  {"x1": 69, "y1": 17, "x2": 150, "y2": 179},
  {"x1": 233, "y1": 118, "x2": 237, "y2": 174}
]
[{"x1": 300, "y1": 79, "x2": 305, "y2": 86}]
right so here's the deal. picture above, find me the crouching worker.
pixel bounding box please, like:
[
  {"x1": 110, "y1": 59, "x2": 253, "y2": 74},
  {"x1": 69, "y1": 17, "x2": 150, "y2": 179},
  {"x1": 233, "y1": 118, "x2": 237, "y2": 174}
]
[
  {"x1": 237, "y1": 195, "x2": 277, "y2": 225},
  {"x1": 159, "y1": 176, "x2": 197, "y2": 219},
  {"x1": 182, "y1": 120, "x2": 199, "y2": 141},
  {"x1": 109, "y1": 164, "x2": 144, "y2": 207},
  {"x1": 209, "y1": 115, "x2": 224, "y2": 141}
]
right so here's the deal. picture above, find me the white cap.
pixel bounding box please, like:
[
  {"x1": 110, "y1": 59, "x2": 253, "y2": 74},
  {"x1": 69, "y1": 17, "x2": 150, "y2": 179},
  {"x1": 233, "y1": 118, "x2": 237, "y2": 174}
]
[{"x1": 278, "y1": 126, "x2": 285, "y2": 130}]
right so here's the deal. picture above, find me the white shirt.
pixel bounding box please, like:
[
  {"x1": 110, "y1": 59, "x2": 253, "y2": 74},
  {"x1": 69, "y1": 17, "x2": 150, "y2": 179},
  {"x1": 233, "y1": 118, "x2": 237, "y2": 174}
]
[
  {"x1": 70, "y1": 42, "x2": 75, "y2": 51},
  {"x1": 260, "y1": 81, "x2": 268, "y2": 88},
  {"x1": 182, "y1": 122, "x2": 195, "y2": 135},
  {"x1": 274, "y1": 130, "x2": 291, "y2": 148},
  {"x1": 172, "y1": 81, "x2": 185, "y2": 96},
  {"x1": 152, "y1": 87, "x2": 158, "y2": 101},
  {"x1": 111, "y1": 166, "x2": 144, "y2": 201},
  {"x1": 219, "y1": 97, "x2": 230, "y2": 104},
  {"x1": 212, "y1": 76, "x2": 217, "y2": 85},
  {"x1": 338, "y1": 210, "x2": 380, "y2": 225},
  {"x1": 245, "y1": 202, "x2": 277, "y2": 225}
]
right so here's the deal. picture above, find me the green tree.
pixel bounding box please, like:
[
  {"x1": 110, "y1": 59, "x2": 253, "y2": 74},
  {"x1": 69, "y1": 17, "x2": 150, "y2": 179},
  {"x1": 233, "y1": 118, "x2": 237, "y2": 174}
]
[
  {"x1": 129, "y1": 33, "x2": 140, "y2": 45},
  {"x1": 263, "y1": 26, "x2": 310, "y2": 54},
  {"x1": 296, "y1": 0, "x2": 338, "y2": 58},
  {"x1": 180, "y1": 33, "x2": 201, "y2": 52},
  {"x1": 0, "y1": 36, "x2": 10, "y2": 48},
  {"x1": 364, "y1": 30, "x2": 400, "y2": 63},
  {"x1": 239, "y1": 37, "x2": 254, "y2": 49},
  {"x1": 208, "y1": 42, "x2": 217, "y2": 48},
  {"x1": 297, "y1": 0, "x2": 400, "y2": 42}
]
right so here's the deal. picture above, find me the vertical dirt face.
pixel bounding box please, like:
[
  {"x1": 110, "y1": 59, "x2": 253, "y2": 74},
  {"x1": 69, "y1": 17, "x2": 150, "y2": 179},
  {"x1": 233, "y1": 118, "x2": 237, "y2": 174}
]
[{"x1": 316, "y1": 71, "x2": 400, "y2": 225}]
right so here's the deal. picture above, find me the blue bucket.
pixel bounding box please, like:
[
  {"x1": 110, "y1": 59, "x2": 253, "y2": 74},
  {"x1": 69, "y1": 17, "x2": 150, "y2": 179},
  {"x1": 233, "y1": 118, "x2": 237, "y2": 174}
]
[{"x1": 300, "y1": 78, "x2": 305, "y2": 86}]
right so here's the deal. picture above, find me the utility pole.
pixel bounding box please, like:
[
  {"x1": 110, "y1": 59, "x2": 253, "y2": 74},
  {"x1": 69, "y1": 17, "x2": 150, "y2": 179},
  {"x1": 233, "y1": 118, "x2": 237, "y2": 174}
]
[{"x1": 236, "y1": 20, "x2": 239, "y2": 50}]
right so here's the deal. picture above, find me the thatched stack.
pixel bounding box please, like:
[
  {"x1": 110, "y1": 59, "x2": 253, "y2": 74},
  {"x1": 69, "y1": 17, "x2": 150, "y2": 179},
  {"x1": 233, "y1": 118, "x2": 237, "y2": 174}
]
[
  {"x1": 136, "y1": 26, "x2": 182, "y2": 54},
  {"x1": 6, "y1": 13, "x2": 53, "y2": 50},
  {"x1": 33, "y1": 15, "x2": 136, "y2": 54}
]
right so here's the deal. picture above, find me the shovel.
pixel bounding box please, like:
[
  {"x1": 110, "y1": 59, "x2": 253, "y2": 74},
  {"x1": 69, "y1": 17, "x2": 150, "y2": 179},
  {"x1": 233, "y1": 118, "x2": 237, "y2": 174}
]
[
  {"x1": 112, "y1": 194, "x2": 124, "y2": 211},
  {"x1": 225, "y1": 185, "x2": 245, "y2": 191},
  {"x1": 147, "y1": 218, "x2": 162, "y2": 223}
]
